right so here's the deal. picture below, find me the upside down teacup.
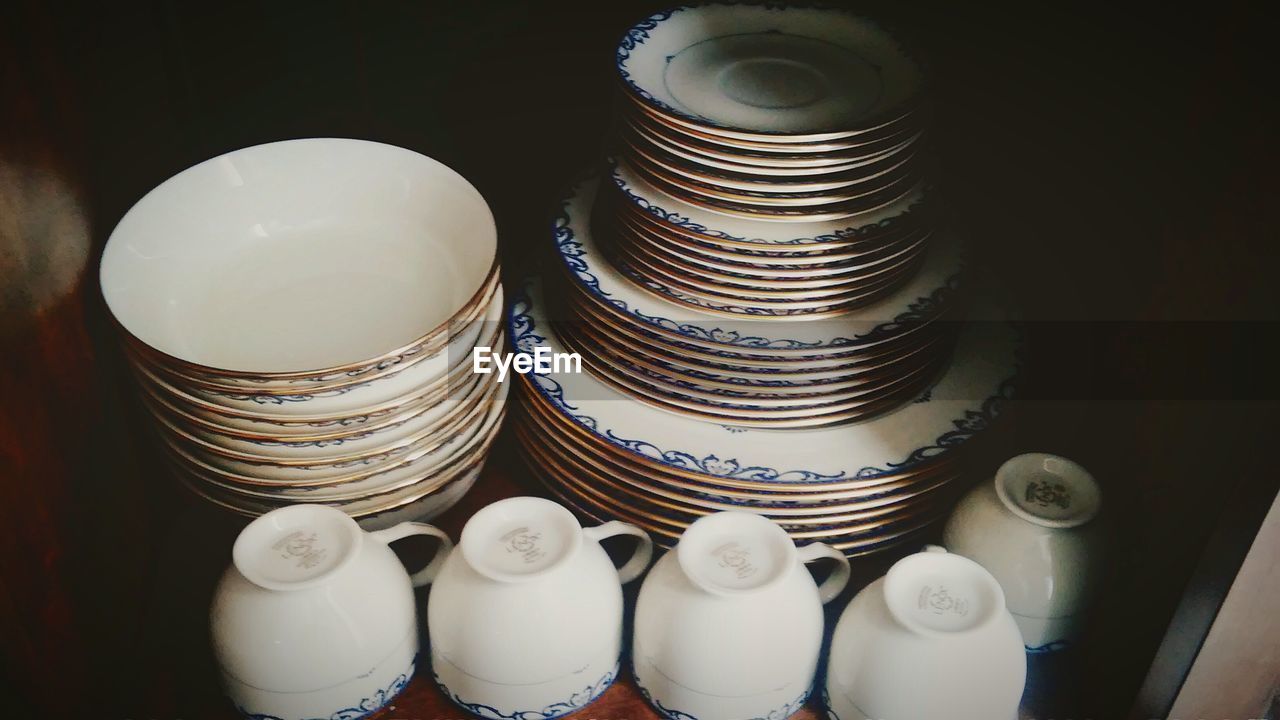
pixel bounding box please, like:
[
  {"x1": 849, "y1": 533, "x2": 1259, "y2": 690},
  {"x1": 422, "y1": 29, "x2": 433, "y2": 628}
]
[
  {"x1": 210, "y1": 504, "x2": 451, "y2": 720},
  {"x1": 943, "y1": 452, "x2": 1105, "y2": 652},
  {"x1": 634, "y1": 512, "x2": 851, "y2": 720},
  {"x1": 428, "y1": 497, "x2": 653, "y2": 719},
  {"x1": 825, "y1": 546, "x2": 1026, "y2": 720}
]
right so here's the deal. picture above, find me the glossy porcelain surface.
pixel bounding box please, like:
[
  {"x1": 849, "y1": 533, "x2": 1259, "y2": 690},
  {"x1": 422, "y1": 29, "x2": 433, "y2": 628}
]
[
  {"x1": 101, "y1": 138, "x2": 497, "y2": 376},
  {"x1": 634, "y1": 512, "x2": 849, "y2": 719},
  {"x1": 942, "y1": 453, "x2": 1105, "y2": 649},
  {"x1": 511, "y1": 278, "x2": 1017, "y2": 485},
  {"x1": 142, "y1": 286, "x2": 500, "y2": 418},
  {"x1": 210, "y1": 505, "x2": 451, "y2": 720},
  {"x1": 557, "y1": 177, "x2": 960, "y2": 347},
  {"x1": 618, "y1": 4, "x2": 922, "y2": 136},
  {"x1": 428, "y1": 497, "x2": 652, "y2": 717},
  {"x1": 825, "y1": 547, "x2": 1025, "y2": 720}
]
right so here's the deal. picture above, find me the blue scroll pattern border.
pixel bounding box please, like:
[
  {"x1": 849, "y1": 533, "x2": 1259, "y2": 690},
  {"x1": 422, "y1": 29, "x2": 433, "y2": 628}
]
[
  {"x1": 553, "y1": 184, "x2": 963, "y2": 351},
  {"x1": 239, "y1": 655, "x2": 414, "y2": 720},
  {"x1": 433, "y1": 661, "x2": 619, "y2": 720},
  {"x1": 636, "y1": 678, "x2": 810, "y2": 720},
  {"x1": 510, "y1": 281, "x2": 1023, "y2": 483},
  {"x1": 614, "y1": 3, "x2": 926, "y2": 135}
]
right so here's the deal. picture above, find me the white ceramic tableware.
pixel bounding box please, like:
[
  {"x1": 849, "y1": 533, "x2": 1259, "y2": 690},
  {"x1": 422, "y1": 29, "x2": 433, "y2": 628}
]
[
  {"x1": 101, "y1": 137, "x2": 497, "y2": 380},
  {"x1": 163, "y1": 369, "x2": 505, "y2": 486},
  {"x1": 825, "y1": 546, "x2": 1025, "y2": 720},
  {"x1": 173, "y1": 377, "x2": 507, "y2": 501},
  {"x1": 132, "y1": 285, "x2": 501, "y2": 418},
  {"x1": 155, "y1": 365, "x2": 490, "y2": 461},
  {"x1": 612, "y1": 158, "x2": 928, "y2": 253},
  {"x1": 617, "y1": 5, "x2": 923, "y2": 137},
  {"x1": 558, "y1": 176, "x2": 960, "y2": 350},
  {"x1": 137, "y1": 319, "x2": 499, "y2": 439},
  {"x1": 428, "y1": 497, "x2": 653, "y2": 718},
  {"x1": 943, "y1": 452, "x2": 1104, "y2": 652},
  {"x1": 511, "y1": 278, "x2": 1017, "y2": 487},
  {"x1": 633, "y1": 512, "x2": 850, "y2": 720},
  {"x1": 210, "y1": 504, "x2": 451, "y2": 720}
]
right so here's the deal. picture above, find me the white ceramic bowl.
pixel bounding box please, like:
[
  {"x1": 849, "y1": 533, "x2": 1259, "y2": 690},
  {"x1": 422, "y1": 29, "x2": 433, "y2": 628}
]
[
  {"x1": 164, "y1": 375, "x2": 497, "y2": 487},
  {"x1": 171, "y1": 376, "x2": 508, "y2": 497},
  {"x1": 151, "y1": 367, "x2": 489, "y2": 461},
  {"x1": 132, "y1": 285, "x2": 501, "y2": 418},
  {"x1": 180, "y1": 408, "x2": 503, "y2": 523},
  {"x1": 135, "y1": 321, "x2": 501, "y2": 437},
  {"x1": 101, "y1": 138, "x2": 497, "y2": 381},
  {"x1": 356, "y1": 463, "x2": 486, "y2": 531}
]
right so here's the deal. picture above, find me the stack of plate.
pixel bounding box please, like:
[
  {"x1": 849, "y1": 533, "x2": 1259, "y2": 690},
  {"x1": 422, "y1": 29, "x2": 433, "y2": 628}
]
[
  {"x1": 551, "y1": 177, "x2": 958, "y2": 429},
  {"x1": 511, "y1": 279, "x2": 1019, "y2": 555},
  {"x1": 597, "y1": 160, "x2": 934, "y2": 318},
  {"x1": 511, "y1": 6, "x2": 1021, "y2": 554},
  {"x1": 608, "y1": 4, "x2": 931, "y2": 316},
  {"x1": 100, "y1": 139, "x2": 508, "y2": 529},
  {"x1": 614, "y1": 4, "x2": 927, "y2": 222}
]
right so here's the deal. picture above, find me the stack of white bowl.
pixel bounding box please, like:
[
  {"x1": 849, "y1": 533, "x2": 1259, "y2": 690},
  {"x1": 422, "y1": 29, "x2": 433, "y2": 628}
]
[{"x1": 100, "y1": 139, "x2": 507, "y2": 529}]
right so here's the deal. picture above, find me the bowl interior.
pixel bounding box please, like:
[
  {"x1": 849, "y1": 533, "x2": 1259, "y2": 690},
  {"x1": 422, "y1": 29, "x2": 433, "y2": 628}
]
[{"x1": 101, "y1": 138, "x2": 496, "y2": 373}]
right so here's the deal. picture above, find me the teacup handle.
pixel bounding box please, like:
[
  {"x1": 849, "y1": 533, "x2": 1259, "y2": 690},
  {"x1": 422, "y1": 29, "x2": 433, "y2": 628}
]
[
  {"x1": 370, "y1": 522, "x2": 454, "y2": 588},
  {"x1": 582, "y1": 521, "x2": 654, "y2": 584},
  {"x1": 797, "y1": 542, "x2": 851, "y2": 604}
]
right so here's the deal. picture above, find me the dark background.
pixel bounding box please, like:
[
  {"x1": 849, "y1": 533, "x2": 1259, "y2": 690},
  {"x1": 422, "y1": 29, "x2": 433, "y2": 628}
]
[{"x1": 2, "y1": 1, "x2": 1277, "y2": 718}]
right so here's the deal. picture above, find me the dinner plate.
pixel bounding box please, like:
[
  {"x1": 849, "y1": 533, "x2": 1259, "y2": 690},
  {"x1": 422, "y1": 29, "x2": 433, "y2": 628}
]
[
  {"x1": 526, "y1": 458, "x2": 946, "y2": 554},
  {"x1": 557, "y1": 277, "x2": 954, "y2": 369},
  {"x1": 616, "y1": 4, "x2": 924, "y2": 138},
  {"x1": 515, "y1": 424, "x2": 962, "y2": 530},
  {"x1": 515, "y1": 419, "x2": 955, "y2": 514},
  {"x1": 512, "y1": 277, "x2": 1019, "y2": 483},
  {"x1": 515, "y1": 382, "x2": 969, "y2": 497},
  {"x1": 560, "y1": 341, "x2": 946, "y2": 429},
  {"x1": 554, "y1": 307, "x2": 954, "y2": 392},
  {"x1": 515, "y1": 399, "x2": 965, "y2": 504},
  {"x1": 555, "y1": 317, "x2": 945, "y2": 409}
]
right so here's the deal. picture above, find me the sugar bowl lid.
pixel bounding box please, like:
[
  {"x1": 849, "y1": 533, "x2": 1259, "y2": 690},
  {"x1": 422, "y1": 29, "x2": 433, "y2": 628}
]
[{"x1": 995, "y1": 453, "x2": 1101, "y2": 529}]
